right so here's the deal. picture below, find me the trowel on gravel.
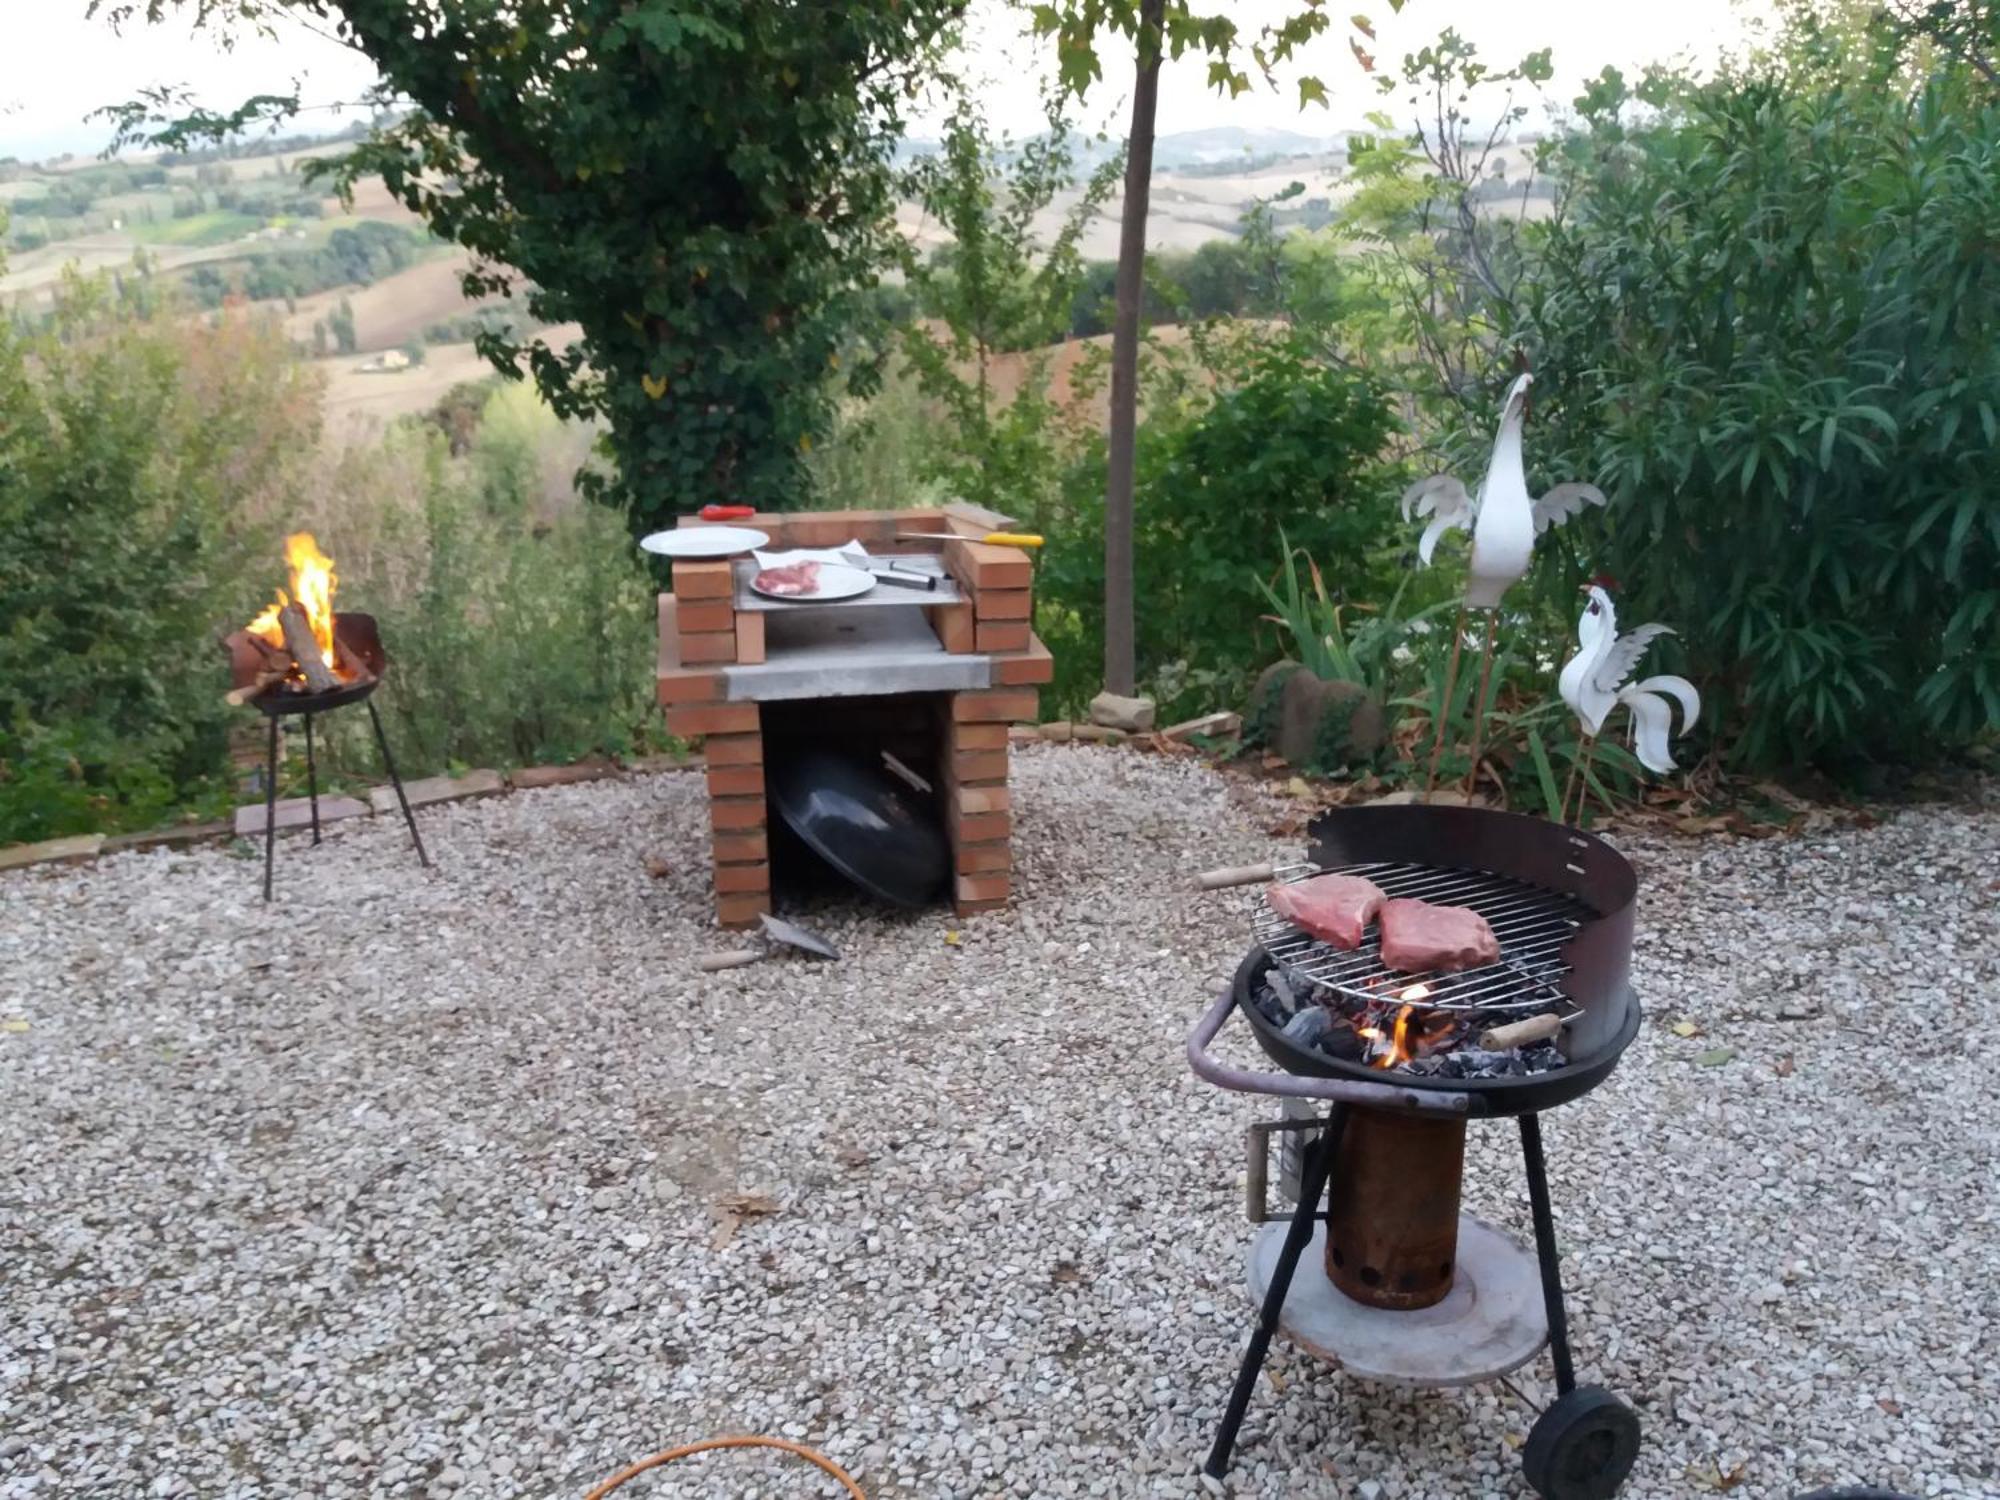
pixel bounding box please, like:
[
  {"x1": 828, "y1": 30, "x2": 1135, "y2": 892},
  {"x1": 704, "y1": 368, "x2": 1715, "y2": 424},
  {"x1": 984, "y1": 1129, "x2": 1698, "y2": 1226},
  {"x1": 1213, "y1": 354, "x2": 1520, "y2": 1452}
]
[{"x1": 697, "y1": 913, "x2": 841, "y2": 971}]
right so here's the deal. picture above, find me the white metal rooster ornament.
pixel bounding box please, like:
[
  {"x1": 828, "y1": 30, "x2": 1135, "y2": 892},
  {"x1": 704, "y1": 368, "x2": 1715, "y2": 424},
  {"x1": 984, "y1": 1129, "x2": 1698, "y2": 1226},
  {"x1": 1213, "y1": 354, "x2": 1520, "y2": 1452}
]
[
  {"x1": 1557, "y1": 584, "x2": 1702, "y2": 821},
  {"x1": 1403, "y1": 372, "x2": 1606, "y2": 798}
]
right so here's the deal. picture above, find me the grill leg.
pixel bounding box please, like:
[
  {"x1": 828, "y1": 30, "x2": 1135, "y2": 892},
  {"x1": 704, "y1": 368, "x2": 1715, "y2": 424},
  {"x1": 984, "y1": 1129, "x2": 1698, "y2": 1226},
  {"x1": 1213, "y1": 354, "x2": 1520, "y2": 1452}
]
[
  {"x1": 261, "y1": 713, "x2": 280, "y2": 903},
  {"x1": 367, "y1": 697, "x2": 431, "y2": 869},
  {"x1": 1519, "y1": 1111, "x2": 1577, "y2": 1396},
  {"x1": 1204, "y1": 1105, "x2": 1346, "y2": 1480},
  {"x1": 304, "y1": 712, "x2": 322, "y2": 846}
]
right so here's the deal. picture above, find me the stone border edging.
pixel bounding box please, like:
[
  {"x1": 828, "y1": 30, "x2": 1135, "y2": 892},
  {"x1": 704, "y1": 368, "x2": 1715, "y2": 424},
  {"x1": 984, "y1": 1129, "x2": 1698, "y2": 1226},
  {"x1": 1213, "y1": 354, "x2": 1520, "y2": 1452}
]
[{"x1": 0, "y1": 755, "x2": 694, "y2": 875}]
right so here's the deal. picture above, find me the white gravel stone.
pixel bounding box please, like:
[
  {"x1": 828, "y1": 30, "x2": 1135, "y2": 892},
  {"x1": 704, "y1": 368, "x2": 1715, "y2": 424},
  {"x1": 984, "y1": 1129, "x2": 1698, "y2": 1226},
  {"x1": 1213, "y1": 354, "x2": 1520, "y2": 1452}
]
[{"x1": 1, "y1": 752, "x2": 1994, "y2": 1499}]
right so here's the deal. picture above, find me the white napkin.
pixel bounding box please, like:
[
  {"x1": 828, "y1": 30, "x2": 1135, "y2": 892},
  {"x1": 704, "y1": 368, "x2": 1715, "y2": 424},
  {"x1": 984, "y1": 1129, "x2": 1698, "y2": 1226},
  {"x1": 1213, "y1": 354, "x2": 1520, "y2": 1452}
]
[{"x1": 751, "y1": 540, "x2": 870, "y2": 570}]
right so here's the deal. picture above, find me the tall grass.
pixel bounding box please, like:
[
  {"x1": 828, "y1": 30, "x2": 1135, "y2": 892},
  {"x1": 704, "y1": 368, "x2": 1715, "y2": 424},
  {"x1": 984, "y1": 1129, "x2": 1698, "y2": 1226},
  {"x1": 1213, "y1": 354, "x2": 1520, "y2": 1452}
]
[{"x1": 307, "y1": 386, "x2": 659, "y2": 779}]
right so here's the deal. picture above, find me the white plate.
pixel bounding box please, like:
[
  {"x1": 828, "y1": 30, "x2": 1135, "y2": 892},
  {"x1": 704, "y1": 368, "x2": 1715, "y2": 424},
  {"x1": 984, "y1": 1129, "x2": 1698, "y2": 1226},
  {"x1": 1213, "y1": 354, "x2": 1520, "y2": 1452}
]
[
  {"x1": 638, "y1": 525, "x2": 770, "y2": 559},
  {"x1": 750, "y1": 561, "x2": 878, "y2": 602}
]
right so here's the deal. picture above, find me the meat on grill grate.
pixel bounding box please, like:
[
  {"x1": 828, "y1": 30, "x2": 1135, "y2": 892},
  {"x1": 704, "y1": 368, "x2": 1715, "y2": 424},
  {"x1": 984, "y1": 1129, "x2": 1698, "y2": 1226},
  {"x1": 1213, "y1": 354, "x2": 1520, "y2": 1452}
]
[
  {"x1": 1378, "y1": 898, "x2": 1501, "y2": 973},
  {"x1": 1265, "y1": 873, "x2": 1386, "y2": 950}
]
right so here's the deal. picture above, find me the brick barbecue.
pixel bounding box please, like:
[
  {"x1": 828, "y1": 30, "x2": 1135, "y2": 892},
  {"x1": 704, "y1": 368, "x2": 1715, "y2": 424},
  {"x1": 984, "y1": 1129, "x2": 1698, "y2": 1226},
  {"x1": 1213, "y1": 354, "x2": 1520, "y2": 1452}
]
[{"x1": 655, "y1": 503, "x2": 1051, "y2": 926}]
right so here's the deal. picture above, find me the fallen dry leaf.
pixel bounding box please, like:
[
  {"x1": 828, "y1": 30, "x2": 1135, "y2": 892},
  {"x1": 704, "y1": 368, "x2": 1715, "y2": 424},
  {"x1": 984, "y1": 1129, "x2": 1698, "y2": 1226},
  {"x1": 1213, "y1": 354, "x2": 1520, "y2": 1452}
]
[
  {"x1": 642, "y1": 855, "x2": 671, "y2": 880},
  {"x1": 1716, "y1": 1462, "x2": 1748, "y2": 1490},
  {"x1": 1671, "y1": 1019, "x2": 1702, "y2": 1038},
  {"x1": 1265, "y1": 1366, "x2": 1286, "y2": 1392},
  {"x1": 1, "y1": 1018, "x2": 29, "y2": 1034},
  {"x1": 709, "y1": 1191, "x2": 780, "y2": 1249},
  {"x1": 942, "y1": 929, "x2": 962, "y2": 947},
  {"x1": 1286, "y1": 776, "x2": 1314, "y2": 800},
  {"x1": 1877, "y1": 1397, "x2": 1902, "y2": 1416},
  {"x1": 1695, "y1": 1046, "x2": 1736, "y2": 1067},
  {"x1": 1050, "y1": 1260, "x2": 1088, "y2": 1285},
  {"x1": 1774, "y1": 1056, "x2": 1796, "y2": 1077}
]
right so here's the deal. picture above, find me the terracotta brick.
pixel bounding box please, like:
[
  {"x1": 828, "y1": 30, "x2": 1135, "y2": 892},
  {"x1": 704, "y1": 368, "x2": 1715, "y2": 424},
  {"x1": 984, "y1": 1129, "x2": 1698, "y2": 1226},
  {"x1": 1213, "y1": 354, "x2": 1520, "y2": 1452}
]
[
  {"x1": 712, "y1": 829, "x2": 769, "y2": 863},
  {"x1": 954, "y1": 810, "x2": 1011, "y2": 843},
  {"x1": 975, "y1": 619, "x2": 1031, "y2": 653},
  {"x1": 718, "y1": 892, "x2": 772, "y2": 928},
  {"x1": 710, "y1": 796, "x2": 766, "y2": 831},
  {"x1": 952, "y1": 688, "x2": 1039, "y2": 723},
  {"x1": 672, "y1": 560, "x2": 735, "y2": 600},
  {"x1": 666, "y1": 702, "x2": 761, "y2": 737},
  {"x1": 704, "y1": 734, "x2": 764, "y2": 767},
  {"x1": 952, "y1": 749, "x2": 1009, "y2": 785},
  {"x1": 735, "y1": 611, "x2": 765, "y2": 666},
  {"x1": 929, "y1": 600, "x2": 976, "y2": 654},
  {"x1": 657, "y1": 595, "x2": 727, "y2": 705},
  {"x1": 974, "y1": 588, "x2": 1032, "y2": 622},
  {"x1": 714, "y1": 861, "x2": 771, "y2": 894},
  {"x1": 706, "y1": 764, "x2": 767, "y2": 797},
  {"x1": 949, "y1": 783, "x2": 1011, "y2": 815},
  {"x1": 954, "y1": 872, "x2": 1012, "y2": 905},
  {"x1": 676, "y1": 598, "x2": 735, "y2": 634},
  {"x1": 991, "y1": 633, "x2": 1055, "y2": 686},
  {"x1": 680, "y1": 630, "x2": 738, "y2": 664},
  {"x1": 949, "y1": 721, "x2": 1009, "y2": 751},
  {"x1": 954, "y1": 840, "x2": 1011, "y2": 875},
  {"x1": 944, "y1": 538, "x2": 1033, "y2": 591},
  {"x1": 658, "y1": 667, "x2": 725, "y2": 707}
]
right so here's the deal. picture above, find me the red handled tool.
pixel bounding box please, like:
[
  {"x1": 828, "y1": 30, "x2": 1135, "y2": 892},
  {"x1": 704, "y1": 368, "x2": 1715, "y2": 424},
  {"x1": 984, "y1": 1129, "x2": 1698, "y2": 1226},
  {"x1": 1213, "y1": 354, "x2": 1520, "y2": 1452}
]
[{"x1": 698, "y1": 504, "x2": 756, "y2": 520}]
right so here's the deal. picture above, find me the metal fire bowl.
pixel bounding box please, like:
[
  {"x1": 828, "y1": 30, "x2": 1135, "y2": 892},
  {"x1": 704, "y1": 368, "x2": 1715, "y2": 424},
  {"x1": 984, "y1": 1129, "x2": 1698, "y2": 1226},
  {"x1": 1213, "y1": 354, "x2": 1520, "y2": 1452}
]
[
  {"x1": 1236, "y1": 803, "x2": 1643, "y2": 1118},
  {"x1": 227, "y1": 612, "x2": 387, "y2": 717}
]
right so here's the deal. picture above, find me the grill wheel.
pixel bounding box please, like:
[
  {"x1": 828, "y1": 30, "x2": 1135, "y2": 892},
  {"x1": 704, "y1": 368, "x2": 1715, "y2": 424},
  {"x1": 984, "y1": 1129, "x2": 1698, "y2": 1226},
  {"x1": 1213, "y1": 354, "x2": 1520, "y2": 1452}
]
[{"x1": 1522, "y1": 1384, "x2": 1641, "y2": 1500}]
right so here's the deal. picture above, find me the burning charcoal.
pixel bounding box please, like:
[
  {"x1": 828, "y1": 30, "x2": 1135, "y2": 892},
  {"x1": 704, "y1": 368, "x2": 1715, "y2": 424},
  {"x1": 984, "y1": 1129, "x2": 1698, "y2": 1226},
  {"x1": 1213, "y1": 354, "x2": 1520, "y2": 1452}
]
[
  {"x1": 1268, "y1": 969, "x2": 1298, "y2": 1013},
  {"x1": 1316, "y1": 1023, "x2": 1364, "y2": 1063},
  {"x1": 1280, "y1": 1006, "x2": 1331, "y2": 1046},
  {"x1": 1401, "y1": 1056, "x2": 1447, "y2": 1076},
  {"x1": 1250, "y1": 977, "x2": 1289, "y2": 1026}
]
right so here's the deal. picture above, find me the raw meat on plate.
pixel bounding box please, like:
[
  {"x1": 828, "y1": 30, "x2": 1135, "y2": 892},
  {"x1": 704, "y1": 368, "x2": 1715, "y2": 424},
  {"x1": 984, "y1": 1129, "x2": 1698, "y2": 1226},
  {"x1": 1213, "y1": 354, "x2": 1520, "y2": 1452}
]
[
  {"x1": 1378, "y1": 898, "x2": 1501, "y2": 973},
  {"x1": 1266, "y1": 873, "x2": 1386, "y2": 950},
  {"x1": 754, "y1": 561, "x2": 821, "y2": 597}
]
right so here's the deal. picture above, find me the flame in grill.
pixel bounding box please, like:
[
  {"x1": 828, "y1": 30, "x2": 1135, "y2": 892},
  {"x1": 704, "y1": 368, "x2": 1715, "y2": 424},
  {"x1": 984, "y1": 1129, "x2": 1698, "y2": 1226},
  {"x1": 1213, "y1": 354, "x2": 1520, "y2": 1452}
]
[
  {"x1": 1368, "y1": 1004, "x2": 1419, "y2": 1069},
  {"x1": 246, "y1": 533, "x2": 347, "y2": 676}
]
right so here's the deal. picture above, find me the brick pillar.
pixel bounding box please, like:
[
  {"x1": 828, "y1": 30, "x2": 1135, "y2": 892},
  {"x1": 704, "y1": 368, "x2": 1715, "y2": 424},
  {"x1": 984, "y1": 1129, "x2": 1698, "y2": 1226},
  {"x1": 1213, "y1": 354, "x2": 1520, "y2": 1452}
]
[
  {"x1": 944, "y1": 687, "x2": 1037, "y2": 916},
  {"x1": 704, "y1": 714, "x2": 769, "y2": 928}
]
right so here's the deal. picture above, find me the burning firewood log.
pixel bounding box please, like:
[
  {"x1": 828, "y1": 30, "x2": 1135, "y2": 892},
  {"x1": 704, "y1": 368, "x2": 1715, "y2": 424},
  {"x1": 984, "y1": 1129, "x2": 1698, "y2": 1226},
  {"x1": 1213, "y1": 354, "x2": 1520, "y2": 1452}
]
[{"x1": 278, "y1": 602, "x2": 339, "y2": 693}]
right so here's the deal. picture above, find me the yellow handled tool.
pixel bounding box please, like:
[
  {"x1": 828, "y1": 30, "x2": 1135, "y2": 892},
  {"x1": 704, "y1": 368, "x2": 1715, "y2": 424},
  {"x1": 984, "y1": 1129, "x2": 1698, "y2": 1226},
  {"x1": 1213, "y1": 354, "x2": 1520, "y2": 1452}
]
[{"x1": 895, "y1": 531, "x2": 1044, "y2": 548}]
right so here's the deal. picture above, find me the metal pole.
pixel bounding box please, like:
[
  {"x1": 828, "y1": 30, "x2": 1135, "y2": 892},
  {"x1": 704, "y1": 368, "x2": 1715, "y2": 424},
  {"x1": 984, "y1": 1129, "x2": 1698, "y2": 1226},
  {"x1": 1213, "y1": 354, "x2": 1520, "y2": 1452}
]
[
  {"x1": 1519, "y1": 1112, "x2": 1576, "y2": 1396},
  {"x1": 304, "y1": 712, "x2": 321, "y2": 845},
  {"x1": 261, "y1": 712, "x2": 280, "y2": 903},
  {"x1": 366, "y1": 697, "x2": 431, "y2": 869},
  {"x1": 1423, "y1": 603, "x2": 1469, "y2": 801},
  {"x1": 1204, "y1": 1105, "x2": 1346, "y2": 1479},
  {"x1": 1460, "y1": 610, "x2": 1502, "y2": 801}
]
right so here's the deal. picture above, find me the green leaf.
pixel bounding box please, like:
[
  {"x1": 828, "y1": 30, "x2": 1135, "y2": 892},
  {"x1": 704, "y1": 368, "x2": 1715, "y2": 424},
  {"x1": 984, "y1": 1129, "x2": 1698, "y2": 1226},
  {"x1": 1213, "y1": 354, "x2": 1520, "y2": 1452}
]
[{"x1": 1525, "y1": 726, "x2": 1563, "y2": 821}]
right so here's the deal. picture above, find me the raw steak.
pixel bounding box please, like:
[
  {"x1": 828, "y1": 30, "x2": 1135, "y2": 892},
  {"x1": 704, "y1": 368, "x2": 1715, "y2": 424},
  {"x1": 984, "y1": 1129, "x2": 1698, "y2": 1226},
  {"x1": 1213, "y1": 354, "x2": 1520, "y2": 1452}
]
[
  {"x1": 1378, "y1": 898, "x2": 1501, "y2": 973},
  {"x1": 1266, "y1": 874, "x2": 1386, "y2": 950},
  {"x1": 755, "y1": 561, "x2": 821, "y2": 597}
]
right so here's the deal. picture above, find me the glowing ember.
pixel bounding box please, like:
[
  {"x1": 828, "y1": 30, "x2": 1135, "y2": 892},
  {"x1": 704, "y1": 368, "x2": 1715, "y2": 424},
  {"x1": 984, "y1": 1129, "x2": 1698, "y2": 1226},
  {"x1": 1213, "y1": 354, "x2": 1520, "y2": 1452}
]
[
  {"x1": 1398, "y1": 983, "x2": 1433, "y2": 1003},
  {"x1": 245, "y1": 533, "x2": 350, "y2": 679}
]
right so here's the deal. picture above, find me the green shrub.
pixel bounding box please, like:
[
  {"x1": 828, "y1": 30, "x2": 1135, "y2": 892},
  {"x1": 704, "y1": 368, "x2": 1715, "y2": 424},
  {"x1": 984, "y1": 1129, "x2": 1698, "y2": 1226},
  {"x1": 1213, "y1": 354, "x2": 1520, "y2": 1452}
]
[
  {"x1": 0, "y1": 274, "x2": 316, "y2": 842},
  {"x1": 1512, "y1": 38, "x2": 2000, "y2": 770},
  {"x1": 1037, "y1": 337, "x2": 1402, "y2": 718}
]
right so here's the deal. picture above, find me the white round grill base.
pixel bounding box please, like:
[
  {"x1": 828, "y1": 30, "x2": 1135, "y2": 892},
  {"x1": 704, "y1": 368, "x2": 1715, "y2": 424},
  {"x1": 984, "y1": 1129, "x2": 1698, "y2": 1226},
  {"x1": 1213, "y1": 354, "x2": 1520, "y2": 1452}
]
[{"x1": 1245, "y1": 1214, "x2": 1547, "y2": 1387}]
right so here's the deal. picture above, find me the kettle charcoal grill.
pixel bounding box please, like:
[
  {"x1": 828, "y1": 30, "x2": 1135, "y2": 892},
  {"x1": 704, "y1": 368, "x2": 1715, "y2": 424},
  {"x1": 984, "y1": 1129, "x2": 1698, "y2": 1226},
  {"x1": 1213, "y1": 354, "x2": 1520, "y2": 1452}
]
[{"x1": 1189, "y1": 804, "x2": 1644, "y2": 1499}]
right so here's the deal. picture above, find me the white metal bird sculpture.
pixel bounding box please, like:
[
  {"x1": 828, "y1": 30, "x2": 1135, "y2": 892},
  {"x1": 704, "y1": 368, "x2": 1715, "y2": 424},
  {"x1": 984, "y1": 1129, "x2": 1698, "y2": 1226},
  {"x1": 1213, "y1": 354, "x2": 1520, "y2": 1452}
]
[
  {"x1": 1557, "y1": 584, "x2": 1702, "y2": 820},
  {"x1": 1403, "y1": 371, "x2": 1606, "y2": 799},
  {"x1": 1400, "y1": 372, "x2": 1606, "y2": 610}
]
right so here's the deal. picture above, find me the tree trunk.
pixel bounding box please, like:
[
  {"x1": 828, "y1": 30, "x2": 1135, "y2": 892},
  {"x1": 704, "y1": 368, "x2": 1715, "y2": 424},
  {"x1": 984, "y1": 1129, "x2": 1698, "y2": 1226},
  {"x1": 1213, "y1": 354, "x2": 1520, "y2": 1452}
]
[{"x1": 1102, "y1": 0, "x2": 1165, "y2": 698}]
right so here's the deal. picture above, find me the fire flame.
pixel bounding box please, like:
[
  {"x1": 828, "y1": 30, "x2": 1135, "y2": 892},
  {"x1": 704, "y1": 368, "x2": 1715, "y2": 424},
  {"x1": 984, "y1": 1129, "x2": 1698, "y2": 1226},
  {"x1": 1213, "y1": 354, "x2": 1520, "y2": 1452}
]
[
  {"x1": 1368, "y1": 1004, "x2": 1419, "y2": 1070},
  {"x1": 246, "y1": 533, "x2": 345, "y2": 676}
]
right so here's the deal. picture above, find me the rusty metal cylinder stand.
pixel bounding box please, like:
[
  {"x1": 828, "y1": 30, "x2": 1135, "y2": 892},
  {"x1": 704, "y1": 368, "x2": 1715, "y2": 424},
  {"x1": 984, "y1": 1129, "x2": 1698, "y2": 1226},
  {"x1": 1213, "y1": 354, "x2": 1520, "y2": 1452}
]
[{"x1": 1324, "y1": 1105, "x2": 1468, "y2": 1310}]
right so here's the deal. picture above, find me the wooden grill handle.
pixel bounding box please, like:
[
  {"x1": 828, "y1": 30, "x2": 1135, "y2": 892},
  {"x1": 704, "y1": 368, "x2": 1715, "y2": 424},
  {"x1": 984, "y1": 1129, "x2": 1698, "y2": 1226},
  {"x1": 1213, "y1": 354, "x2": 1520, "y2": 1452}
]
[
  {"x1": 1193, "y1": 862, "x2": 1276, "y2": 891},
  {"x1": 1478, "y1": 1013, "x2": 1564, "y2": 1050},
  {"x1": 697, "y1": 949, "x2": 765, "y2": 972}
]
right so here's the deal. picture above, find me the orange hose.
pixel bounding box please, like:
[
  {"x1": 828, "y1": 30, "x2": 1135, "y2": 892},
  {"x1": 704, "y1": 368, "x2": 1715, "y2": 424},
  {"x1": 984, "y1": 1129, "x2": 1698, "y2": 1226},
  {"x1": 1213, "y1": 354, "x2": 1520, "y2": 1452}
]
[{"x1": 585, "y1": 1435, "x2": 866, "y2": 1499}]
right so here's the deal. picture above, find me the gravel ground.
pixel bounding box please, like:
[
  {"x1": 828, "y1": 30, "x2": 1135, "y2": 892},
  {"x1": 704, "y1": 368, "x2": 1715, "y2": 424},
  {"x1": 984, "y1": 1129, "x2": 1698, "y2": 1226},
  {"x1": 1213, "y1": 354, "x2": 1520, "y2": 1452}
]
[{"x1": 2, "y1": 746, "x2": 1996, "y2": 1500}]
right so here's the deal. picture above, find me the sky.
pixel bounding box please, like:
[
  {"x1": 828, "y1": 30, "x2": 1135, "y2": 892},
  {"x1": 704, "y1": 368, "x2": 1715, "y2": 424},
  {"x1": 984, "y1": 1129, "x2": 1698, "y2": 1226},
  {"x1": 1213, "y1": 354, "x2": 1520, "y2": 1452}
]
[{"x1": 1, "y1": 0, "x2": 1769, "y2": 163}]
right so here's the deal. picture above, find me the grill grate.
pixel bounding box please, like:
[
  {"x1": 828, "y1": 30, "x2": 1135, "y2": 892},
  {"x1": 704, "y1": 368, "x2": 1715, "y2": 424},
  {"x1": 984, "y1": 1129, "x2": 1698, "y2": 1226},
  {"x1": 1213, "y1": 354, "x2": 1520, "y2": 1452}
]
[{"x1": 1253, "y1": 861, "x2": 1592, "y2": 1015}]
